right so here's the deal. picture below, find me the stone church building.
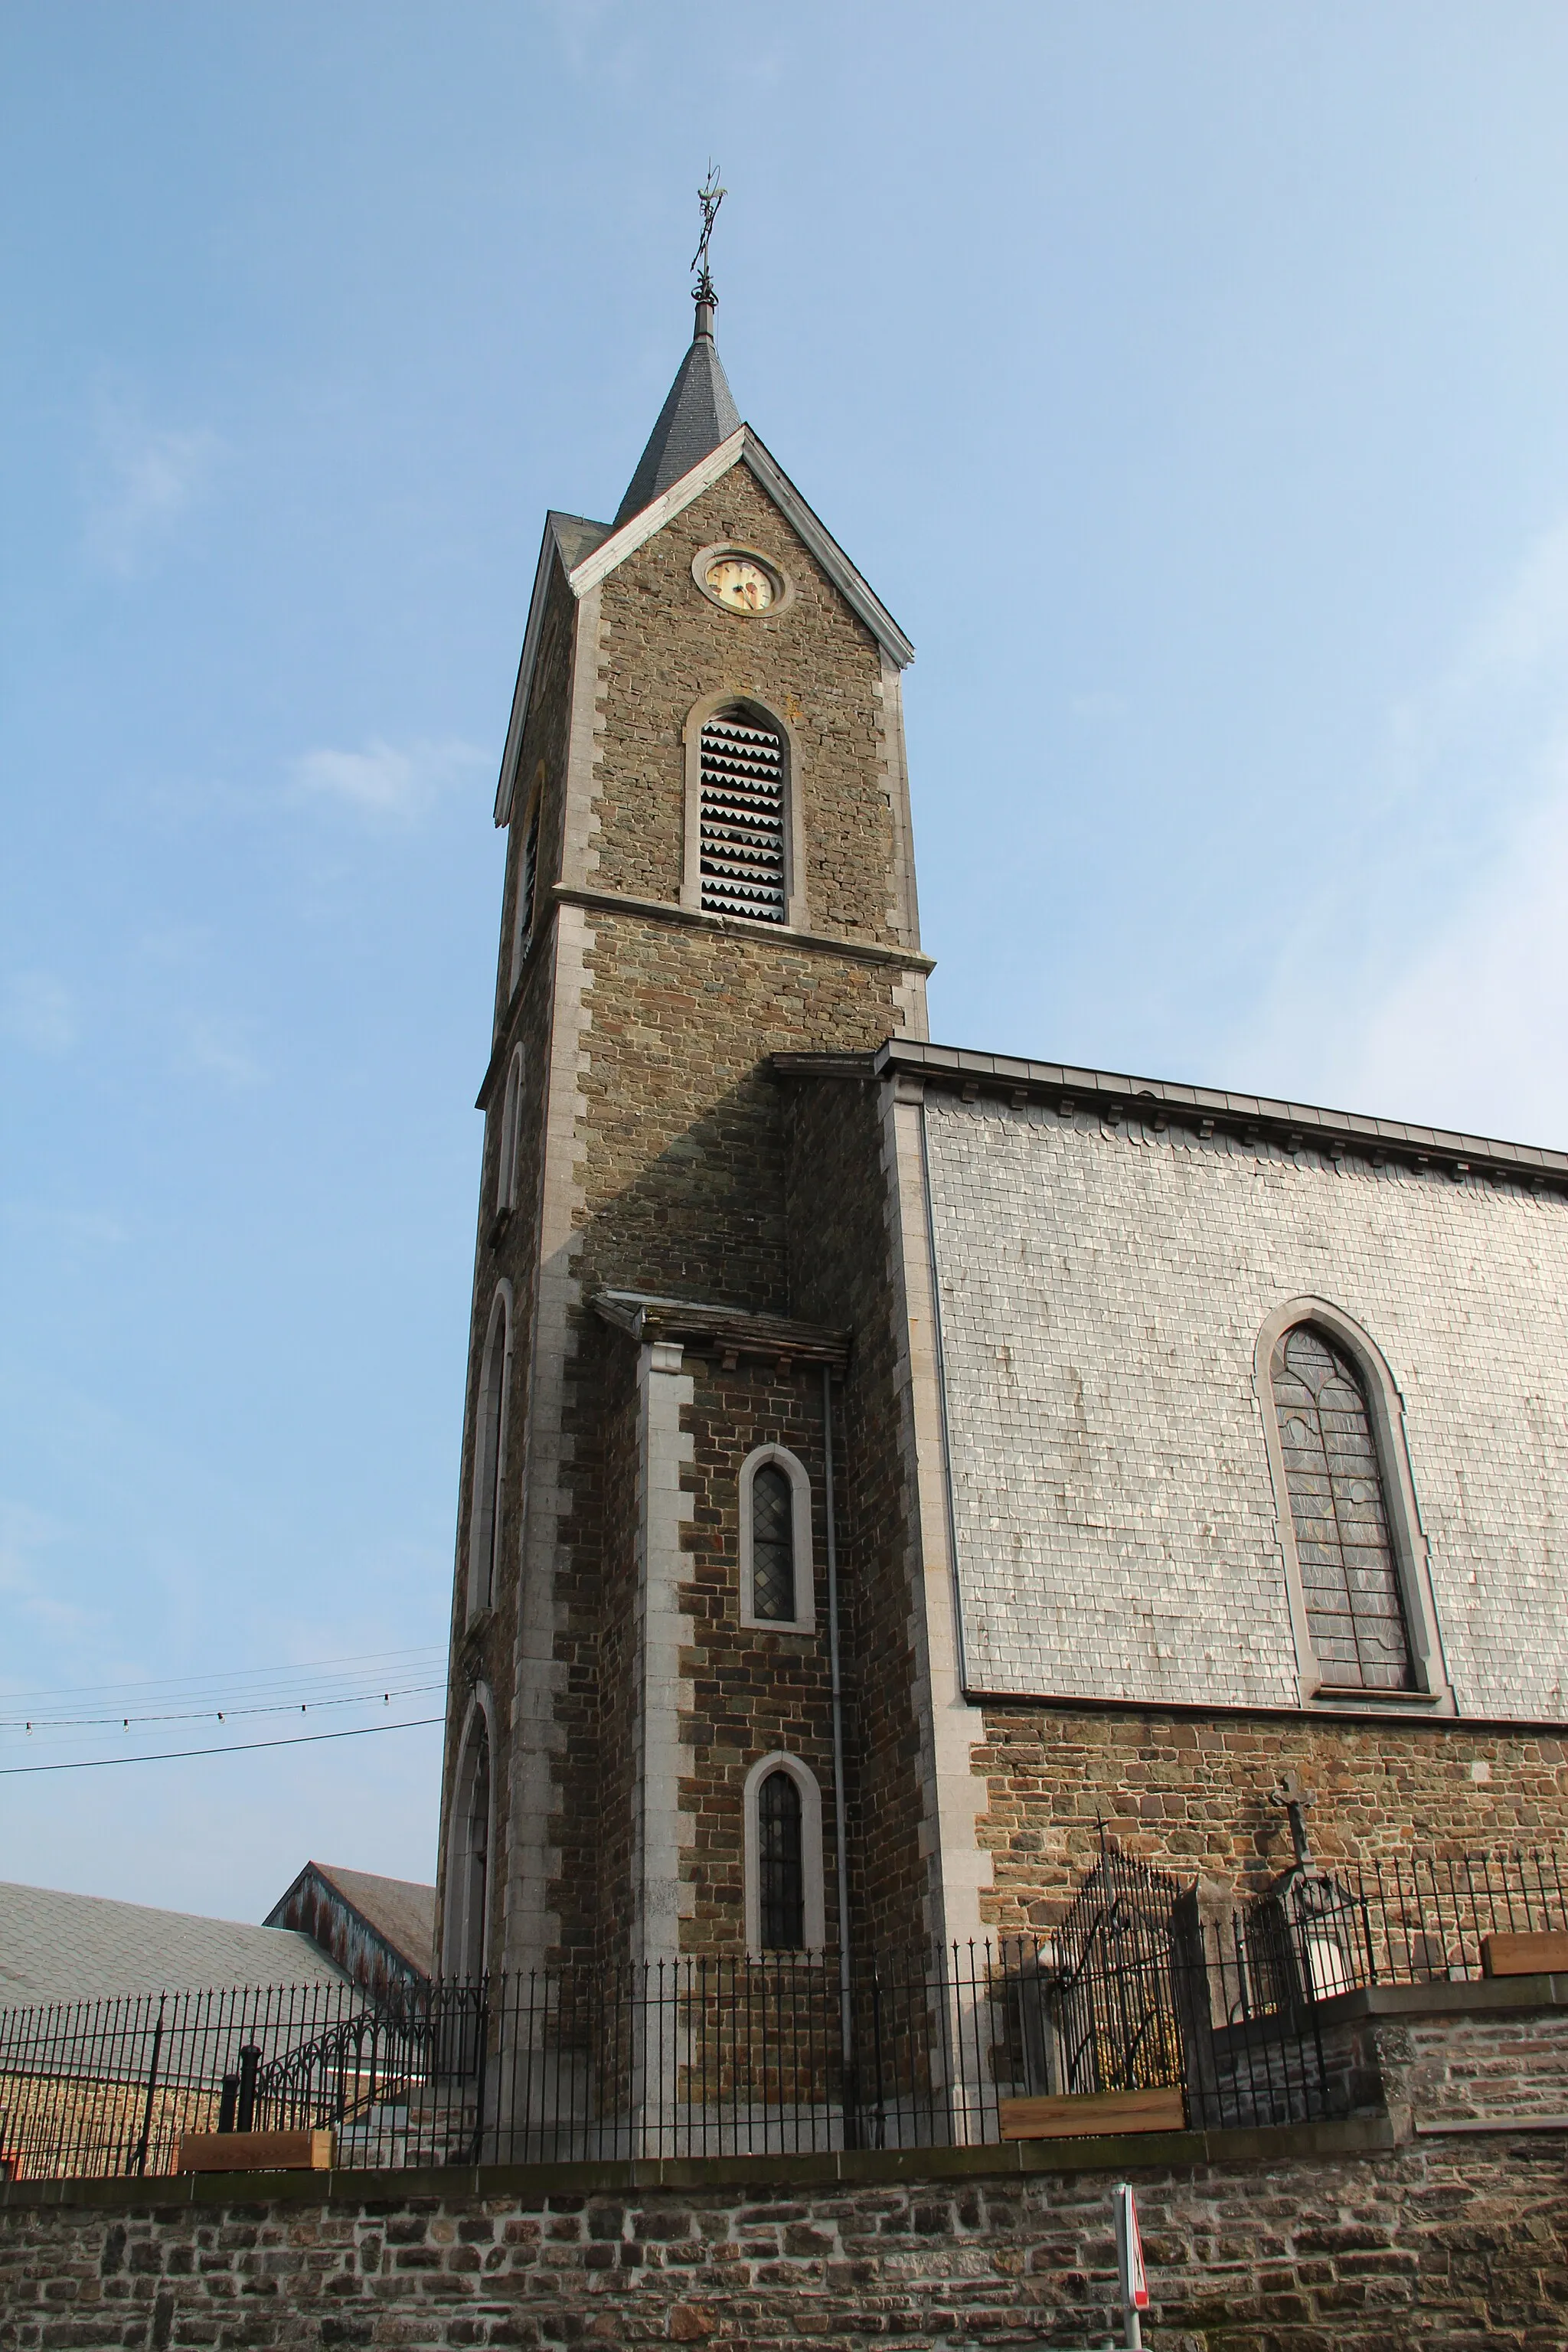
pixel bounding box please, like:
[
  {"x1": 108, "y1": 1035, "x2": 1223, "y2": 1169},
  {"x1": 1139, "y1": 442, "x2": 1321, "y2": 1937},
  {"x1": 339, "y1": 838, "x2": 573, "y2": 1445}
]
[{"x1": 435, "y1": 293, "x2": 1568, "y2": 1989}]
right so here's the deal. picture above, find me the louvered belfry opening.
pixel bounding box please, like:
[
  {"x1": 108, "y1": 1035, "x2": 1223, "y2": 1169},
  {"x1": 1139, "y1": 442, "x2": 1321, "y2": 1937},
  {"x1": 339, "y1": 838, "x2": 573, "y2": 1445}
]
[{"x1": 698, "y1": 705, "x2": 787, "y2": 923}]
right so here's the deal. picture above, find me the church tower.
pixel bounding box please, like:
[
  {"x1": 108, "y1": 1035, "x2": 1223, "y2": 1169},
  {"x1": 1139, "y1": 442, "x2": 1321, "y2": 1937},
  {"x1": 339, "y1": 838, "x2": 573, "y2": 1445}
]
[{"x1": 436, "y1": 277, "x2": 931, "y2": 1980}]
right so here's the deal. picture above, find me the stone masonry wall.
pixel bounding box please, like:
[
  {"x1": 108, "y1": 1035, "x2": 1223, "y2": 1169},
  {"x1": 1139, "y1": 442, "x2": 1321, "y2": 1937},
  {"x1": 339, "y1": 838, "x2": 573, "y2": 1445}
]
[
  {"x1": 786, "y1": 1073, "x2": 929, "y2": 1955},
  {"x1": 446, "y1": 443, "x2": 929, "y2": 1977},
  {"x1": 5, "y1": 2115, "x2": 1566, "y2": 2352},
  {"x1": 436, "y1": 559, "x2": 582, "y2": 1975},
  {"x1": 593, "y1": 469, "x2": 902, "y2": 947},
  {"x1": 677, "y1": 1353, "x2": 841, "y2": 1952},
  {"x1": 973, "y1": 1704, "x2": 1568, "y2": 1930}
]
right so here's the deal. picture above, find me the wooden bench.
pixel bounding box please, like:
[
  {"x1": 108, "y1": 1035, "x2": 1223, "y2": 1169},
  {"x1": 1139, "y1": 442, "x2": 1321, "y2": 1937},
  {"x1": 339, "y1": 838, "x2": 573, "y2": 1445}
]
[
  {"x1": 1480, "y1": 1930, "x2": 1568, "y2": 1978},
  {"x1": 177, "y1": 2128, "x2": 335, "y2": 2174},
  {"x1": 998, "y1": 2086, "x2": 1186, "y2": 2141}
]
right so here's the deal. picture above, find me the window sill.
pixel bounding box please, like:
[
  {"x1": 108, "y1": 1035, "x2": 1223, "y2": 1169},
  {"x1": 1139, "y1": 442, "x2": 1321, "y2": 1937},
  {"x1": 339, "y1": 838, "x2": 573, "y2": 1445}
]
[
  {"x1": 739, "y1": 1615, "x2": 817, "y2": 1639},
  {"x1": 1309, "y1": 1684, "x2": 1444, "y2": 1707}
]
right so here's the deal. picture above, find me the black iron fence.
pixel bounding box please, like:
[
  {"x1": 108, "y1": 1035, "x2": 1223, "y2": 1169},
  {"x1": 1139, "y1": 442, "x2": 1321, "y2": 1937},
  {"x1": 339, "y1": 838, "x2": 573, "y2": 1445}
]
[
  {"x1": 3, "y1": 1846, "x2": 1563, "y2": 2184},
  {"x1": 1, "y1": 1952, "x2": 1019, "y2": 2180},
  {"x1": 1270, "y1": 1844, "x2": 1568, "y2": 1992}
]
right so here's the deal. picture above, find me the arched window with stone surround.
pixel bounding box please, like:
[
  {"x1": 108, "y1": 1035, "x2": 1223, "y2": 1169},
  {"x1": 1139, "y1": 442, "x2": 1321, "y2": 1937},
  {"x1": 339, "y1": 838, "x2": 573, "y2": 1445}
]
[
  {"x1": 445, "y1": 1703, "x2": 492, "y2": 1983},
  {"x1": 697, "y1": 705, "x2": 787, "y2": 923},
  {"x1": 756, "y1": 1769, "x2": 804, "y2": 1949},
  {"x1": 738, "y1": 1446, "x2": 815, "y2": 1632},
  {"x1": 495, "y1": 1045, "x2": 524, "y2": 1219},
  {"x1": 750, "y1": 1463, "x2": 794, "y2": 1620},
  {"x1": 1269, "y1": 1322, "x2": 1414, "y2": 1691},
  {"x1": 468, "y1": 1292, "x2": 510, "y2": 1618},
  {"x1": 743, "y1": 1753, "x2": 825, "y2": 1955}
]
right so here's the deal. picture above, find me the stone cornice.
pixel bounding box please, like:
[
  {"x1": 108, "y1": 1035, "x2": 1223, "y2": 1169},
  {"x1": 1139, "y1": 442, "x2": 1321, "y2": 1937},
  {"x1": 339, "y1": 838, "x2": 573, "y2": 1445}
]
[
  {"x1": 774, "y1": 1039, "x2": 1568, "y2": 1194},
  {"x1": 0, "y1": 2112, "x2": 1399, "y2": 2213},
  {"x1": 593, "y1": 1290, "x2": 850, "y2": 1370},
  {"x1": 554, "y1": 884, "x2": 936, "y2": 974}
]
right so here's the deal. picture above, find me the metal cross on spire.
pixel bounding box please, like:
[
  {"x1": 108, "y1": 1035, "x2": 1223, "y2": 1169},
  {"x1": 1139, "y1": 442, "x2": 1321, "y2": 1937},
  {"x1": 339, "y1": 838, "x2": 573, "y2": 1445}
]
[{"x1": 691, "y1": 162, "x2": 727, "y2": 309}]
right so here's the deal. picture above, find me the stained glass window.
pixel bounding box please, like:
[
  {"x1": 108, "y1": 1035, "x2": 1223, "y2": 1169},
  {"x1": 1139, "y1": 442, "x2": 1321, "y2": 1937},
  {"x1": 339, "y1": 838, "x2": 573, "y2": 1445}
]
[
  {"x1": 751, "y1": 1462, "x2": 795, "y2": 1622},
  {"x1": 1271, "y1": 1325, "x2": 1413, "y2": 1691},
  {"x1": 757, "y1": 1769, "x2": 805, "y2": 1949}
]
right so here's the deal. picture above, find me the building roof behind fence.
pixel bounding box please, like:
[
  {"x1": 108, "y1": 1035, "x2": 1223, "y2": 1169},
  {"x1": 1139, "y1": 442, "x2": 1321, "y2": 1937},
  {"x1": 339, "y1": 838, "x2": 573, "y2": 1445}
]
[{"x1": 0, "y1": 1880, "x2": 348, "y2": 2010}]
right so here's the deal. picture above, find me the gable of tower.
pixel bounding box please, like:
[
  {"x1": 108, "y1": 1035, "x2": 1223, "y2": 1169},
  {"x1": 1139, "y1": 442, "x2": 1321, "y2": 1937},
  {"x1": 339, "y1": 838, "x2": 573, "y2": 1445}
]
[{"x1": 590, "y1": 462, "x2": 908, "y2": 945}]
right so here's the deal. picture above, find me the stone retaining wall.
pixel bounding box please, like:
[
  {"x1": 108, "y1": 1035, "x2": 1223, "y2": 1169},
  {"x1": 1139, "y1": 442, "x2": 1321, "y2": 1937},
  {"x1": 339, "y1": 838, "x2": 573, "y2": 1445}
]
[
  {"x1": 2, "y1": 2118, "x2": 1565, "y2": 2352},
  {"x1": 5, "y1": 1988, "x2": 1565, "y2": 2352}
]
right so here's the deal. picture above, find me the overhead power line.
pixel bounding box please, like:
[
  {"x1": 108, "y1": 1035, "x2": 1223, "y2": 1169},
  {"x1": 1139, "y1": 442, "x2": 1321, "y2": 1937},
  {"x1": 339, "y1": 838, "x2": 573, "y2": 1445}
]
[
  {"x1": 0, "y1": 1717, "x2": 445, "y2": 1776},
  {"x1": 0, "y1": 1682, "x2": 442, "y2": 1735},
  {"x1": 2, "y1": 1645, "x2": 448, "y2": 1706}
]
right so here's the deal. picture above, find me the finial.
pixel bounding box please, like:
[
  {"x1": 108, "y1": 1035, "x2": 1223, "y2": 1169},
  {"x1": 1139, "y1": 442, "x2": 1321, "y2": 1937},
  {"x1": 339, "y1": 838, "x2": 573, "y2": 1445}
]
[{"x1": 690, "y1": 161, "x2": 727, "y2": 341}]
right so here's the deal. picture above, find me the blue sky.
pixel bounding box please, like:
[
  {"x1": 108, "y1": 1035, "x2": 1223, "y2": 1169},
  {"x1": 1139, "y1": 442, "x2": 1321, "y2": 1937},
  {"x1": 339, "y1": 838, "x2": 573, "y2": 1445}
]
[{"x1": 5, "y1": 2, "x2": 1568, "y2": 1925}]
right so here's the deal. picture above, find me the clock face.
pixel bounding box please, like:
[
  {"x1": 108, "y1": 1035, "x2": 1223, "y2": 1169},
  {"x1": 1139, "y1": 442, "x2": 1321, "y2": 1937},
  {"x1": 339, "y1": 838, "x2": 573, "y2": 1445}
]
[{"x1": 704, "y1": 556, "x2": 776, "y2": 612}]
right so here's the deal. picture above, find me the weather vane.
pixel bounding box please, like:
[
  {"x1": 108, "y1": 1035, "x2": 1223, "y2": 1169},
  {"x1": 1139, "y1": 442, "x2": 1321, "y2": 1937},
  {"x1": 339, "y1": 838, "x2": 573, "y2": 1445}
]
[{"x1": 691, "y1": 162, "x2": 727, "y2": 308}]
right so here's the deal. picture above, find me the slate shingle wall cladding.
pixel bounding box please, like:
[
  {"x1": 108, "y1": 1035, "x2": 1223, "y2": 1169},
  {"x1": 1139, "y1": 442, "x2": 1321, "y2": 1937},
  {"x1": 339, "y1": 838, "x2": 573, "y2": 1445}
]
[
  {"x1": 923, "y1": 1096, "x2": 1568, "y2": 1719},
  {"x1": 973, "y1": 1707, "x2": 1568, "y2": 1928},
  {"x1": 5, "y1": 2119, "x2": 1566, "y2": 2352}
]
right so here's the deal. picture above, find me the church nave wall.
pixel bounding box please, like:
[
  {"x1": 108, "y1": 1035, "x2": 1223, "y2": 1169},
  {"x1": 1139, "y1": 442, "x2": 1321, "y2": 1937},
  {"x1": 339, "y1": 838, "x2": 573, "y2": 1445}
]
[{"x1": 972, "y1": 1701, "x2": 1568, "y2": 1935}]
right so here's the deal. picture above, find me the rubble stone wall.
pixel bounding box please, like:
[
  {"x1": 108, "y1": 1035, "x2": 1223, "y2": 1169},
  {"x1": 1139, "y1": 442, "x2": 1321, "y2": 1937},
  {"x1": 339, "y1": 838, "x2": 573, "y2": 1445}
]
[
  {"x1": 4, "y1": 2117, "x2": 1564, "y2": 2352},
  {"x1": 973, "y1": 1704, "x2": 1568, "y2": 1930}
]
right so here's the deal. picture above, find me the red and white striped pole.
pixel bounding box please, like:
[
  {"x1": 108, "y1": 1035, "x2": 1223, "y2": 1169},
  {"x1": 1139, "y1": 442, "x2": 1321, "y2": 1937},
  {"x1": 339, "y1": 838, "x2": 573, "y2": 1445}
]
[{"x1": 1115, "y1": 2183, "x2": 1149, "y2": 2350}]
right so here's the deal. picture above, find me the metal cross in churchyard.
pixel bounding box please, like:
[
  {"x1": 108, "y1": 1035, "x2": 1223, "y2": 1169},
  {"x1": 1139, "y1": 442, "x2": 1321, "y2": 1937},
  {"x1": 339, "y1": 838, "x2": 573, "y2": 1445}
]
[{"x1": 691, "y1": 162, "x2": 727, "y2": 305}]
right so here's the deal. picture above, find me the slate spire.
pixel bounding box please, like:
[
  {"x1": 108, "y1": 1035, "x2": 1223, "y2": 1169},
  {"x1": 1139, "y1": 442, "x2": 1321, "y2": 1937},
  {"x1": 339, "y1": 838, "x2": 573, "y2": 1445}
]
[{"x1": 612, "y1": 296, "x2": 742, "y2": 529}]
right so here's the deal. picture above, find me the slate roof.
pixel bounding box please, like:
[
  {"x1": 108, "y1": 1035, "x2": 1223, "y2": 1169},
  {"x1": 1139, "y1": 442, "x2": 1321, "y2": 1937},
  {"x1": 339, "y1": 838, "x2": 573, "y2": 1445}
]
[
  {"x1": 0, "y1": 1881, "x2": 347, "y2": 2012},
  {"x1": 613, "y1": 320, "x2": 741, "y2": 527},
  {"x1": 546, "y1": 510, "x2": 612, "y2": 573},
  {"x1": 301, "y1": 1864, "x2": 436, "y2": 1978}
]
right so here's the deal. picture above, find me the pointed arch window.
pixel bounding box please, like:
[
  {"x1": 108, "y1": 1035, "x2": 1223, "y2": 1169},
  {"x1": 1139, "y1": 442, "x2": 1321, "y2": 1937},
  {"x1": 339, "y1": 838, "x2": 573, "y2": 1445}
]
[
  {"x1": 510, "y1": 773, "x2": 544, "y2": 988},
  {"x1": 750, "y1": 1464, "x2": 795, "y2": 1621},
  {"x1": 469, "y1": 1292, "x2": 510, "y2": 1618},
  {"x1": 743, "y1": 1753, "x2": 826, "y2": 1955},
  {"x1": 495, "y1": 1046, "x2": 524, "y2": 1219},
  {"x1": 756, "y1": 1770, "x2": 804, "y2": 1950},
  {"x1": 1269, "y1": 1323, "x2": 1413, "y2": 1692},
  {"x1": 738, "y1": 1446, "x2": 815, "y2": 1632},
  {"x1": 445, "y1": 1704, "x2": 492, "y2": 1981},
  {"x1": 697, "y1": 706, "x2": 786, "y2": 922}
]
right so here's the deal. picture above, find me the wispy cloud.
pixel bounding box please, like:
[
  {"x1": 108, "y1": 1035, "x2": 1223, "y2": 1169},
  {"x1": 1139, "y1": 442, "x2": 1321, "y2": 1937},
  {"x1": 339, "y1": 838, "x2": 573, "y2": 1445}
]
[
  {"x1": 1231, "y1": 517, "x2": 1568, "y2": 1145},
  {"x1": 1, "y1": 972, "x2": 77, "y2": 1054},
  {"x1": 175, "y1": 1015, "x2": 265, "y2": 1090},
  {"x1": 289, "y1": 737, "x2": 485, "y2": 822},
  {"x1": 0, "y1": 1501, "x2": 98, "y2": 1640},
  {"x1": 84, "y1": 404, "x2": 224, "y2": 578},
  {"x1": 1328, "y1": 778, "x2": 1568, "y2": 1148}
]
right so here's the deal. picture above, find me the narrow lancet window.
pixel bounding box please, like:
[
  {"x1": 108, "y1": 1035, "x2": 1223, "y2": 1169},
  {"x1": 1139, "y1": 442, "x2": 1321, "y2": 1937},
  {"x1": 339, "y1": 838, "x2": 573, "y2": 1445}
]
[
  {"x1": 1270, "y1": 1324, "x2": 1413, "y2": 1690},
  {"x1": 496, "y1": 1047, "x2": 523, "y2": 1217},
  {"x1": 458, "y1": 1720, "x2": 490, "y2": 1981},
  {"x1": 470, "y1": 1304, "x2": 508, "y2": 1615},
  {"x1": 698, "y1": 706, "x2": 786, "y2": 922},
  {"x1": 750, "y1": 1461, "x2": 795, "y2": 1622},
  {"x1": 756, "y1": 1769, "x2": 805, "y2": 1950}
]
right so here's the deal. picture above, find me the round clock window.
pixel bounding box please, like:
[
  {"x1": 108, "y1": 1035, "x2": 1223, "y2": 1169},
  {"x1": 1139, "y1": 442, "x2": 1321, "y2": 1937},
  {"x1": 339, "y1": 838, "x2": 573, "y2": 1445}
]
[{"x1": 693, "y1": 545, "x2": 790, "y2": 616}]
